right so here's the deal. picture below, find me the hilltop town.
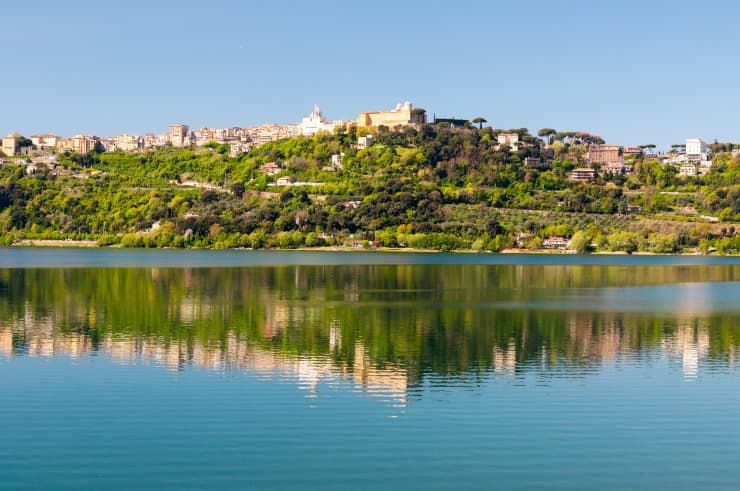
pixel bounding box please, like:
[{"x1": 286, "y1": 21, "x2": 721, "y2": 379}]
[
  {"x1": 1, "y1": 102, "x2": 423, "y2": 158},
  {"x1": 1, "y1": 102, "x2": 739, "y2": 254},
  {"x1": 1, "y1": 101, "x2": 729, "y2": 179}
]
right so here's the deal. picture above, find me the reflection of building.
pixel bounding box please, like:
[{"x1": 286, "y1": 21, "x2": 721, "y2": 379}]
[
  {"x1": 0, "y1": 328, "x2": 12, "y2": 356},
  {"x1": 662, "y1": 319, "x2": 710, "y2": 380},
  {"x1": 352, "y1": 343, "x2": 408, "y2": 405},
  {"x1": 0, "y1": 306, "x2": 411, "y2": 407},
  {"x1": 329, "y1": 322, "x2": 341, "y2": 352},
  {"x1": 492, "y1": 340, "x2": 517, "y2": 376},
  {"x1": 567, "y1": 315, "x2": 619, "y2": 362}
]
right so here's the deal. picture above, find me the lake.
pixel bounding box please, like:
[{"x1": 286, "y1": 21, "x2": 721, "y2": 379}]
[{"x1": 1, "y1": 249, "x2": 740, "y2": 490}]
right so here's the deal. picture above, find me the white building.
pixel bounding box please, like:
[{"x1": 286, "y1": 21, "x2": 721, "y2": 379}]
[
  {"x1": 357, "y1": 134, "x2": 374, "y2": 149},
  {"x1": 685, "y1": 138, "x2": 709, "y2": 162},
  {"x1": 679, "y1": 164, "x2": 697, "y2": 177},
  {"x1": 115, "y1": 133, "x2": 140, "y2": 152},
  {"x1": 497, "y1": 132, "x2": 519, "y2": 151},
  {"x1": 300, "y1": 105, "x2": 340, "y2": 136},
  {"x1": 30, "y1": 134, "x2": 59, "y2": 150},
  {"x1": 323, "y1": 153, "x2": 344, "y2": 171}
]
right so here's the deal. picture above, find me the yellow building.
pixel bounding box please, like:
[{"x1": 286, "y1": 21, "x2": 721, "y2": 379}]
[
  {"x1": 30, "y1": 134, "x2": 60, "y2": 150},
  {"x1": 1, "y1": 132, "x2": 21, "y2": 156},
  {"x1": 356, "y1": 101, "x2": 426, "y2": 128},
  {"x1": 115, "y1": 133, "x2": 140, "y2": 151},
  {"x1": 58, "y1": 135, "x2": 98, "y2": 154},
  {"x1": 169, "y1": 124, "x2": 190, "y2": 147}
]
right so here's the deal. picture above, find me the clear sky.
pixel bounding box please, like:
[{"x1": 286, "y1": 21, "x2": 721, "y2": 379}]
[{"x1": 2, "y1": 0, "x2": 739, "y2": 149}]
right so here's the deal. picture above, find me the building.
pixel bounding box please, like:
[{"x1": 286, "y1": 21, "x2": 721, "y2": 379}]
[
  {"x1": 192, "y1": 127, "x2": 216, "y2": 146},
  {"x1": 356, "y1": 101, "x2": 426, "y2": 128},
  {"x1": 543, "y1": 237, "x2": 570, "y2": 249},
  {"x1": 275, "y1": 176, "x2": 292, "y2": 186},
  {"x1": 169, "y1": 124, "x2": 190, "y2": 147},
  {"x1": 300, "y1": 105, "x2": 341, "y2": 136},
  {"x1": 58, "y1": 135, "x2": 98, "y2": 154},
  {"x1": 685, "y1": 138, "x2": 709, "y2": 162},
  {"x1": 30, "y1": 134, "x2": 59, "y2": 150},
  {"x1": 570, "y1": 168, "x2": 597, "y2": 181},
  {"x1": 622, "y1": 146, "x2": 642, "y2": 157},
  {"x1": 99, "y1": 137, "x2": 117, "y2": 152},
  {"x1": 229, "y1": 141, "x2": 253, "y2": 157},
  {"x1": 524, "y1": 157, "x2": 545, "y2": 168},
  {"x1": 587, "y1": 144, "x2": 621, "y2": 164},
  {"x1": 115, "y1": 133, "x2": 140, "y2": 152},
  {"x1": 679, "y1": 164, "x2": 697, "y2": 176},
  {"x1": 1, "y1": 132, "x2": 21, "y2": 156},
  {"x1": 497, "y1": 132, "x2": 519, "y2": 151},
  {"x1": 322, "y1": 153, "x2": 344, "y2": 171},
  {"x1": 76, "y1": 135, "x2": 98, "y2": 154},
  {"x1": 259, "y1": 161, "x2": 282, "y2": 176},
  {"x1": 698, "y1": 160, "x2": 713, "y2": 176},
  {"x1": 604, "y1": 162, "x2": 634, "y2": 175},
  {"x1": 357, "y1": 134, "x2": 374, "y2": 149}
]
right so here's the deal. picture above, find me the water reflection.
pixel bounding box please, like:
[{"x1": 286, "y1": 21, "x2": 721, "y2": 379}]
[{"x1": 1, "y1": 265, "x2": 739, "y2": 401}]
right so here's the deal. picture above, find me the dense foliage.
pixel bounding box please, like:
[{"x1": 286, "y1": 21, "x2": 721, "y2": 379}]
[{"x1": 1, "y1": 124, "x2": 738, "y2": 253}]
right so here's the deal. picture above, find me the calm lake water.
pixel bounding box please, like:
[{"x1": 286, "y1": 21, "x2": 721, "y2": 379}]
[{"x1": 2, "y1": 249, "x2": 740, "y2": 490}]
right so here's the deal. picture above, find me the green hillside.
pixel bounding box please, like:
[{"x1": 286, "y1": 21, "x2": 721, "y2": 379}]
[{"x1": 1, "y1": 125, "x2": 738, "y2": 253}]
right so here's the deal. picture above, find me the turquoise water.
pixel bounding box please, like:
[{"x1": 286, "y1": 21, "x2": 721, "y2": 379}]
[{"x1": 1, "y1": 249, "x2": 740, "y2": 490}]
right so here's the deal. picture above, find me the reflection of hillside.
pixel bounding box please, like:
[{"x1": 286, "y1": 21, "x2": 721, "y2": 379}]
[
  {"x1": 0, "y1": 317, "x2": 410, "y2": 404},
  {"x1": 1, "y1": 265, "x2": 740, "y2": 388},
  {"x1": 3, "y1": 305, "x2": 739, "y2": 389}
]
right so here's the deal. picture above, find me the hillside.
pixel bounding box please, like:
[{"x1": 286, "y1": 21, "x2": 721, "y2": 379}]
[{"x1": 1, "y1": 125, "x2": 739, "y2": 253}]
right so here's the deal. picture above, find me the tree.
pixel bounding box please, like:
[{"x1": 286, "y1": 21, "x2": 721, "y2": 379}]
[
  {"x1": 230, "y1": 182, "x2": 245, "y2": 198},
  {"x1": 538, "y1": 128, "x2": 557, "y2": 144},
  {"x1": 472, "y1": 117, "x2": 487, "y2": 130},
  {"x1": 569, "y1": 230, "x2": 592, "y2": 253}
]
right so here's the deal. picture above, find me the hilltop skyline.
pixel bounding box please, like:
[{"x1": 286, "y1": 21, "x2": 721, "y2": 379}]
[{"x1": 3, "y1": 0, "x2": 740, "y2": 149}]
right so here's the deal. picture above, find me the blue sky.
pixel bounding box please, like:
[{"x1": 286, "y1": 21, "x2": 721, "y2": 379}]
[{"x1": 2, "y1": 0, "x2": 739, "y2": 149}]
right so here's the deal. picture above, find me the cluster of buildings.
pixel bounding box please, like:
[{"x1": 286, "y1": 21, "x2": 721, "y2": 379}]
[
  {"x1": 0, "y1": 102, "x2": 723, "y2": 183},
  {"x1": 1, "y1": 102, "x2": 427, "y2": 159},
  {"x1": 662, "y1": 138, "x2": 714, "y2": 177},
  {"x1": 567, "y1": 138, "x2": 714, "y2": 182}
]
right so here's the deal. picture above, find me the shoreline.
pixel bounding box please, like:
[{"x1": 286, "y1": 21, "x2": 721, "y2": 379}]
[
  {"x1": 8, "y1": 240, "x2": 729, "y2": 256},
  {"x1": 15, "y1": 239, "x2": 98, "y2": 248}
]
